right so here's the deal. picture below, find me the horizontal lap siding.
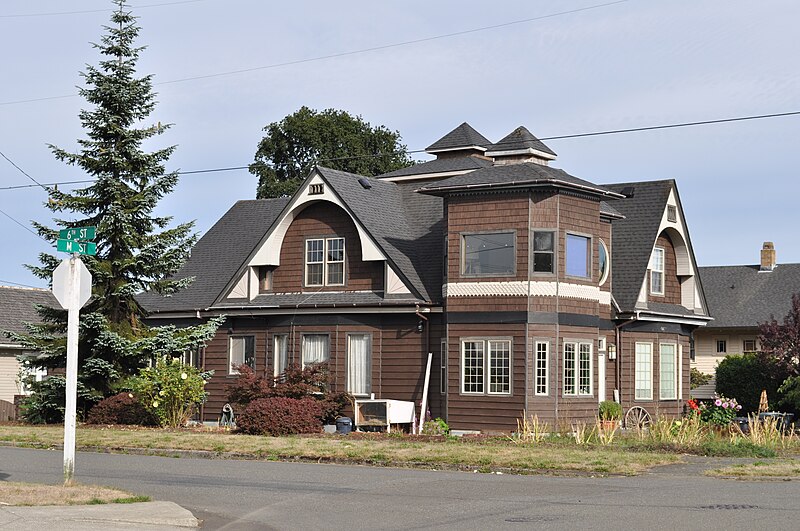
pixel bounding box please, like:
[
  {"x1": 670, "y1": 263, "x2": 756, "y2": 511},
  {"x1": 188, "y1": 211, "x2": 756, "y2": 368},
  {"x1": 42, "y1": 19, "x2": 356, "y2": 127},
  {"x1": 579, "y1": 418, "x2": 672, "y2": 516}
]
[
  {"x1": 649, "y1": 234, "x2": 680, "y2": 305},
  {"x1": 272, "y1": 202, "x2": 383, "y2": 293},
  {"x1": 447, "y1": 296, "x2": 527, "y2": 313},
  {"x1": 446, "y1": 324, "x2": 526, "y2": 432}
]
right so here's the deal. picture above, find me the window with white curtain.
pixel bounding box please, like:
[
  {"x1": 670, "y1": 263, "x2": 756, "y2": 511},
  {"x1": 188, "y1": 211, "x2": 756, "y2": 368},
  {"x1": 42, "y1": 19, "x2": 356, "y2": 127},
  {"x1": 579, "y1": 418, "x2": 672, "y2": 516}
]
[
  {"x1": 273, "y1": 334, "x2": 288, "y2": 377},
  {"x1": 229, "y1": 335, "x2": 255, "y2": 374},
  {"x1": 659, "y1": 343, "x2": 677, "y2": 400},
  {"x1": 301, "y1": 334, "x2": 329, "y2": 367},
  {"x1": 347, "y1": 334, "x2": 371, "y2": 396}
]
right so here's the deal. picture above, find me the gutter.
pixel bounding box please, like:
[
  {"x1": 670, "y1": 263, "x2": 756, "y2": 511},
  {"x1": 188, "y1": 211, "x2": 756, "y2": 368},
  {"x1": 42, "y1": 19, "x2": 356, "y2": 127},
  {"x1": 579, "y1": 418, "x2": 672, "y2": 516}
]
[{"x1": 417, "y1": 178, "x2": 626, "y2": 199}]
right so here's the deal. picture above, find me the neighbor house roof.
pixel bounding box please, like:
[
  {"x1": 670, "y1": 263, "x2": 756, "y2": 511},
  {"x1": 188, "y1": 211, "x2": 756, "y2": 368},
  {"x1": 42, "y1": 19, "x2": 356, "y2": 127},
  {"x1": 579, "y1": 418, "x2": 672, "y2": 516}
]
[
  {"x1": 699, "y1": 263, "x2": 800, "y2": 328},
  {"x1": 426, "y1": 122, "x2": 491, "y2": 153},
  {"x1": 602, "y1": 180, "x2": 673, "y2": 313},
  {"x1": 139, "y1": 197, "x2": 290, "y2": 313},
  {"x1": 0, "y1": 286, "x2": 56, "y2": 345}
]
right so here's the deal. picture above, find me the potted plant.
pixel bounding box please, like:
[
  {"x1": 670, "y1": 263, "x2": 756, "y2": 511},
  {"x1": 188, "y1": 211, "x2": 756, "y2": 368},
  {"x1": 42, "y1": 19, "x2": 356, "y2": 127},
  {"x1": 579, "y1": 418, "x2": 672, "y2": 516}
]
[{"x1": 598, "y1": 400, "x2": 622, "y2": 429}]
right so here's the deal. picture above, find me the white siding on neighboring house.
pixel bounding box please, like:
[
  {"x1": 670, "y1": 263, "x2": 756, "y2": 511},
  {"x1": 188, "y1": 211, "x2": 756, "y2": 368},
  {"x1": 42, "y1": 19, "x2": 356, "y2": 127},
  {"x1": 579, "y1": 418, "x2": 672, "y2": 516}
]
[
  {"x1": 0, "y1": 352, "x2": 22, "y2": 403},
  {"x1": 692, "y1": 330, "x2": 759, "y2": 399}
]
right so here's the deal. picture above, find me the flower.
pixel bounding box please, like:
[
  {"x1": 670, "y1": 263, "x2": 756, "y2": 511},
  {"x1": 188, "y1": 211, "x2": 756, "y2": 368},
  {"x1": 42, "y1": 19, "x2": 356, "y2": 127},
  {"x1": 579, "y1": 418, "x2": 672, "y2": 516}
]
[
  {"x1": 159, "y1": 390, "x2": 165, "y2": 396},
  {"x1": 128, "y1": 393, "x2": 133, "y2": 398},
  {"x1": 722, "y1": 402, "x2": 728, "y2": 408},
  {"x1": 181, "y1": 372, "x2": 188, "y2": 380},
  {"x1": 715, "y1": 399, "x2": 722, "y2": 407},
  {"x1": 152, "y1": 401, "x2": 159, "y2": 408}
]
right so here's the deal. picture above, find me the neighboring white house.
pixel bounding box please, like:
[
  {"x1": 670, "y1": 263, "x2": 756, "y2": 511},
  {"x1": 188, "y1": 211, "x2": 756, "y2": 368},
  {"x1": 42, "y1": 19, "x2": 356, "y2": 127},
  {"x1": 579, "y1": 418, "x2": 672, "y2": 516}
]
[
  {"x1": 0, "y1": 285, "x2": 54, "y2": 418},
  {"x1": 693, "y1": 243, "x2": 800, "y2": 398}
]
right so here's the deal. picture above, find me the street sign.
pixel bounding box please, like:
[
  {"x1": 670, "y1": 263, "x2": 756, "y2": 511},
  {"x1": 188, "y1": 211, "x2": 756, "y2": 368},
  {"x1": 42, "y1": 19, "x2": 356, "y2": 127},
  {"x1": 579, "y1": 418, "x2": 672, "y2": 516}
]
[
  {"x1": 57, "y1": 239, "x2": 97, "y2": 256},
  {"x1": 52, "y1": 257, "x2": 92, "y2": 310},
  {"x1": 59, "y1": 226, "x2": 96, "y2": 241}
]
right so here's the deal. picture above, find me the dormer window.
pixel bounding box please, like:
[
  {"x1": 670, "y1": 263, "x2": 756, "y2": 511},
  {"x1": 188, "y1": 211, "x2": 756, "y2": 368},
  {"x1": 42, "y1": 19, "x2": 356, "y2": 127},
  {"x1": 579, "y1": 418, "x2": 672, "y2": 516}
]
[
  {"x1": 305, "y1": 237, "x2": 345, "y2": 286},
  {"x1": 650, "y1": 247, "x2": 665, "y2": 295}
]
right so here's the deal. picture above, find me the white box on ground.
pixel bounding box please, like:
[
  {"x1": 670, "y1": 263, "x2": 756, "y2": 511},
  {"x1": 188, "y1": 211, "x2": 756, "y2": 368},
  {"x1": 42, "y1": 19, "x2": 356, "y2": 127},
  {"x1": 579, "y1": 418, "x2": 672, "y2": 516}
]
[{"x1": 354, "y1": 399, "x2": 415, "y2": 432}]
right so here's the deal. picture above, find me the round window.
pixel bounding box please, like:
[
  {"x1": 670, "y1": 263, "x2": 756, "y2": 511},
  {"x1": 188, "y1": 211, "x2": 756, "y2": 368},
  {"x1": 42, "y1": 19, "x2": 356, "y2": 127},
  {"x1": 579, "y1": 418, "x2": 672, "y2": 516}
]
[{"x1": 598, "y1": 240, "x2": 610, "y2": 285}]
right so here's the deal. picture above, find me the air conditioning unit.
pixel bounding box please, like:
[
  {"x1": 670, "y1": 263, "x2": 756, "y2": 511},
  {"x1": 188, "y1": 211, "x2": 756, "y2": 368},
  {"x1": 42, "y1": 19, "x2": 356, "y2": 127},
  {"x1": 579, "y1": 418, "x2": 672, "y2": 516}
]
[{"x1": 354, "y1": 399, "x2": 415, "y2": 433}]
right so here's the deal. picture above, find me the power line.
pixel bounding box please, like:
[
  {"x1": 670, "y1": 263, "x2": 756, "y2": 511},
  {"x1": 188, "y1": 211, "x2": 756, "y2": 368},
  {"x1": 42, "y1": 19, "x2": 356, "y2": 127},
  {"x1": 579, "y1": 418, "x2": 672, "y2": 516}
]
[
  {"x1": 0, "y1": 0, "x2": 207, "y2": 18},
  {"x1": 0, "y1": 206, "x2": 44, "y2": 240},
  {"x1": 0, "y1": 279, "x2": 44, "y2": 289},
  {"x1": 0, "y1": 150, "x2": 48, "y2": 191},
  {"x1": 1, "y1": 108, "x2": 798, "y2": 192},
  {"x1": 0, "y1": 1, "x2": 626, "y2": 106}
]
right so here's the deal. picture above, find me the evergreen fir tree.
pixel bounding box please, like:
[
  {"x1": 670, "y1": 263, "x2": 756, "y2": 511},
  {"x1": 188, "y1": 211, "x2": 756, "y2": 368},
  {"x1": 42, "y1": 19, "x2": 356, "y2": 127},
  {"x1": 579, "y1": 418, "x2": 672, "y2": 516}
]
[{"x1": 8, "y1": 1, "x2": 220, "y2": 422}]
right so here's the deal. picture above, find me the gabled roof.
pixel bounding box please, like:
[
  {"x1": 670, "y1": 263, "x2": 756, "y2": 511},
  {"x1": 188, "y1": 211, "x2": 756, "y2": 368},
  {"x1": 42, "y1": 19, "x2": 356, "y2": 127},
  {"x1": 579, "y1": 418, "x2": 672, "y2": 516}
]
[
  {"x1": 416, "y1": 162, "x2": 623, "y2": 199},
  {"x1": 426, "y1": 122, "x2": 491, "y2": 153},
  {"x1": 377, "y1": 155, "x2": 492, "y2": 179},
  {"x1": 0, "y1": 286, "x2": 56, "y2": 344},
  {"x1": 314, "y1": 167, "x2": 441, "y2": 302},
  {"x1": 486, "y1": 126, "x2": 557, "y2": 158},
  {"x1": 139, "y1": 197, "x2": 290, "y2": 313},
  {"x1": 699, "y1": 263, "x2": 800, "y2": 328},
  {"x1": 602, "y1": 180, "x2": 673, "y2": 313}
]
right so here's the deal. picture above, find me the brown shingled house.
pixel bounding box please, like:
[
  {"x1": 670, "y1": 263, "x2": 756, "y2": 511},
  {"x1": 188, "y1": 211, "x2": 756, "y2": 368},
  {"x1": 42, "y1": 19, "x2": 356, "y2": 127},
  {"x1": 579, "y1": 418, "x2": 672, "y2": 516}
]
[{"x1": 141, "y1": 123, "x2": 711, "y2": 433}]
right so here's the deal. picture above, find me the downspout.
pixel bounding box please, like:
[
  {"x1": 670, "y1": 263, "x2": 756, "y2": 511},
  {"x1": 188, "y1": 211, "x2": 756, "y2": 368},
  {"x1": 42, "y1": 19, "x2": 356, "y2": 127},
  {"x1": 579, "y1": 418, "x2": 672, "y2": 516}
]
[
  {"x1": 415, "y1": 304, "x2": 430, "y2": 359},
  {"x1": 525, "y1": 191, "x2": 532, "y2": 418},
  {"x1": 554, "y1": 194, "x2": 561, "y2": 424},
  {"x1": 415, "y1": 304, "x2": 431, "y2": 433},
  {"x1": 614, "y1": 313, "x2": 638, "y2": 403}
]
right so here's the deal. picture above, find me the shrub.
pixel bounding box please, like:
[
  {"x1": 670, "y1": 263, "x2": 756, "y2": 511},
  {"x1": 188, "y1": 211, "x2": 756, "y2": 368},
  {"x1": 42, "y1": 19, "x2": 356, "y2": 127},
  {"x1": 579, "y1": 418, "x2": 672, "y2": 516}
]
[
  {"x1": 86, "y1": 392, "x2": 159, "y2": 426},
  {"x1": 18, "y1": 376, "x2": 96, "y2": 424},
  {"x1": 422, "y1": 417, "x2": 450, "y2": 436},
  {"x1": 272, "y1": 363, "x2": 329, "y2": 398},
  {"x1": 698, "y1": 394, "x2": 742, "y2": 426},
  {"x1": 778, "y1": 376, "x2": 800, "y2": 416},
  {"x1": 130, "y1": 357, "x2": 212, "y2": 428},
  {"x1": 690, "y1": 368, "x2": 712, "y2": 389},
  {"x1": 716, "y1": 353, "x2": 781, "y2": 414},
  {"x1": 598, "y1": 400, "x2": 622, "y2": 421},
  {"x1": 225, "y1": 365, "x2": 272, "y2": 406},
  {"x1": 235, "y1": 397, "x2": 323, "y2": 436}
]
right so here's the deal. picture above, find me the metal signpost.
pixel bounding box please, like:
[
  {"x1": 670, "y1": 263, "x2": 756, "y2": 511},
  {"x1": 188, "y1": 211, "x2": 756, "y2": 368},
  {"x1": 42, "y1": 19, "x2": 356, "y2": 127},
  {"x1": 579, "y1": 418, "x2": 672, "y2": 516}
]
[{"x1": 52, "y1": 226, "x2": 95, "y2": 485}]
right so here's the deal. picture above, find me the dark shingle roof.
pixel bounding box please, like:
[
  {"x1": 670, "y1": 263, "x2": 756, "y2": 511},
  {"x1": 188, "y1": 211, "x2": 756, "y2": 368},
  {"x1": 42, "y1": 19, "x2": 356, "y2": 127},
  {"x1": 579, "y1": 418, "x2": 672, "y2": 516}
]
[
  {"x1": 700, "y1": 264, "x2": 800, "y2": 328},
  {"x1": 602, "y1": 180, "x2": 673, "y2": 312},
  {"x1": 0, "y1": 286, "x2": 56, "y2": 342},
  {"x1": 139, "y1": 197, "x2": 290, "y2": 313},
  {"x1": 377, "y1": 155, "x2": 492, "y2": 179},
  {"x1": 316, "y1": 167, "x2": 442, "y2": 302},
  {"x1": 600, "y1": 201, "x2": 624, "y2": 219},
  {"x1": 416, "y1": 162, "x2": 622, "y2": 198},
  {"x1": 426, "y1": 122, "x2": 491, "y2": 153},
  {"x1": 486, "y1": 126, "x2": 556, "y2": 157}
]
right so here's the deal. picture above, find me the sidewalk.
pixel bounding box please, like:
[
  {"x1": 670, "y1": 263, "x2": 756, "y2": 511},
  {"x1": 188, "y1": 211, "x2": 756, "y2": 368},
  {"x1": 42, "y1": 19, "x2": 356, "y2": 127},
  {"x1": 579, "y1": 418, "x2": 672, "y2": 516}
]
[{"x1": 0, "y1": 500, "x2": 199, "y2": 530}]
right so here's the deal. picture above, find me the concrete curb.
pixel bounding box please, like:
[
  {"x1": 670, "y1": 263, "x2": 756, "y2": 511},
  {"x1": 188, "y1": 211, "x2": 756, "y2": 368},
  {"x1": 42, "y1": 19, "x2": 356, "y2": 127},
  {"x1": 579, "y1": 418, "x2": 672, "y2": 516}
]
[{"x1": 0, "y1": 501, "x2": 199, "y2": 529}]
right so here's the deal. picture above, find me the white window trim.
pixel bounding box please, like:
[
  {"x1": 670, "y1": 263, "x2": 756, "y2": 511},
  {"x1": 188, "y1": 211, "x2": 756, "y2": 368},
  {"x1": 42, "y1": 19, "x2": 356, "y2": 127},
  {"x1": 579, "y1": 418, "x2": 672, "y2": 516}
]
[
  {"x1": 301, "y1": 333, "x2": 330, "y2": 368},
  {"x1": 273, "y1": 334, "x2": 288, "y2": 378},
  {"x1": 715, "y1": 339, "x2": 727, "y2": 354},
  {"x1": 598, "y1": 239, "x2": 610, "y2": 286},
  {"x1": 534, "y1": 340, "x2": 549, "y2": 397},
  {"x1": 460, "y1": 338, "x2": 512, "y2": 396},
  {"x1": 304, "y1": 237, "x2": 346, "y2": 287},
  {"x1": 659, "y1": 342, "x2": 678, "y2": 400},
  {"x1": 743, "y1": 338, "x2": 757, "y2": 352},
  {"x1": 635, "y1": 342, "x2": 653, "y2": 401},
  {"x1": 562, "y1": 340, "x2": 593, "y2": 397},
  {"x1": 346, "y1": 333, "x2": 371, "y2": 397},
  {"x1": 440, "y1": 339, "x2": 447, "y2": 396},
  {"x1": 228, "y1": 335, "x2": 255, "y2": 375},
  {"x1": 650, "y1": 247, "x2": 665, "y2": 296},
  {"x1": 531, "y1": 229, "x2": 556, "y2": 275}
]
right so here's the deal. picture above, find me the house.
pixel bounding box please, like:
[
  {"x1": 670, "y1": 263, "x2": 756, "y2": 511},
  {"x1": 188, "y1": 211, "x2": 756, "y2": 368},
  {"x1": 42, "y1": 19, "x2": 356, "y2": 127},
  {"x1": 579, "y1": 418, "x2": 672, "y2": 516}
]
[
  {"x1": 692, "y1": 243, "x2": 800, "y2": 399},
  {"x1": 0, "y1": 286, "x2": 54, "y2": 419},
  {"x1": 141, "y1": 122, "x2": 711, "y2": 433}
]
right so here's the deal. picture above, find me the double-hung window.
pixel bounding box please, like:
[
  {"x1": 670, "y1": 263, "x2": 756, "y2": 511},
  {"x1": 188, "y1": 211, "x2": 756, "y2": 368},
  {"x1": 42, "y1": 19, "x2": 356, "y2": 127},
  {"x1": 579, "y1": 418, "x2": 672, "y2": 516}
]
[
  {"x1": 534, "y1": 340, "x2": 549, "y2": 396},
  {"x1": 462, "y1": 232, "x2": 515, "y2": 276},
  {"x1": 743, "y1": 339, "x2": 757, "y2": 352},
  {"x1": 563, "y1": 341, "x2": 592, "y2": 396},
  {"x1": 716, "y1": 340, "x2": 727, "y2": 354},
  {"x1": 461, "y1": 339, "x2": 512, "y2": 395},
  {"x1": 273, "y1": 334, "x2": 288, "y2": 378},
  {"x1": 229, "y1": 335, "x2": 255, "y2": 374},
  {"x1": 305, "y1": 237, "x2": 345, "y2": 286},
  {"x1": 346, "y1": 334, "x2": 371, "y2": 396},
  {"x1": 566, "y1": 234, "x2": 590, "y2": 278},
  {"x1": 650, "y1": 247, "x2": 665, "y2": 295},
  {"x1": 635, "y1": 342, "x2": 653, "y2": 400},
  {"x1": 659, "y1": 343, "x2": 677, "y2": 400},
  {"x1": 301, "y1": 334, "x2": 329, "y2": 367},
  {"x1": 532, "y1": 231, "x2": 555, "y2": 274}
]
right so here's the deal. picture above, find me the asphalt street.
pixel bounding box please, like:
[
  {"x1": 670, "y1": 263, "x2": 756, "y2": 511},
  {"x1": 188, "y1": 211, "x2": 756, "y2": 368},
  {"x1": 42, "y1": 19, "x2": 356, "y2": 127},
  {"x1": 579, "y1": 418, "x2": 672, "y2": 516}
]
[{"x1": 1, "y1": 446, "x2": 798, "y2": 530}]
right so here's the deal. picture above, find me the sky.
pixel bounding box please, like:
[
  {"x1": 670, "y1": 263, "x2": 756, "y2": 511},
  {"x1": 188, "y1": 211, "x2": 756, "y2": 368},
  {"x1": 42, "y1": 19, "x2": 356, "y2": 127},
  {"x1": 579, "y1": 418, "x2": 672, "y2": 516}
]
[{"x1": 1, "y1": 0, "x2": 798, "y2": 289}]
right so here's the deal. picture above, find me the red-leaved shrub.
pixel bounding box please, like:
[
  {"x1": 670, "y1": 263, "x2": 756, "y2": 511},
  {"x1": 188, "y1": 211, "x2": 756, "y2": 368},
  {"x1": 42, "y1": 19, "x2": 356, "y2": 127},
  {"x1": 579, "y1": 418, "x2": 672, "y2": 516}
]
[
  {"x1": 86, "y1": 392, "x2": 159, "y2": 426},
  {"x1": 225, "y1": 365, "x2": 272, "y2": 406},
  {"x1": 235, "y1": 397, "x2": 323, "y2": 436}
]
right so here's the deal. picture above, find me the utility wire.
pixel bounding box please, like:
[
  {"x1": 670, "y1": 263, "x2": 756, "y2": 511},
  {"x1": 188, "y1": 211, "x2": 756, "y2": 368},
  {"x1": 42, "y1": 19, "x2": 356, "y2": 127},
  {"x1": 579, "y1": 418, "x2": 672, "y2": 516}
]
[
  {"x1": 0, "y1": 206, "x2": 44, "y2": 240},
  {"x1": 0, "y1": 1, "x2": 626, "y2": 106},
  {"x1": 0, "y1": 279, "x2": 44, "y2": 289},
  {"x1": 0, "y1": 150, "x2": 48, "y2": 191},
  {"x1": 0, "y1": 0, "x2": 206, "y2": 18},
  {"x1": 1, "y1": 108, "x2": 798, "y2": 192}
]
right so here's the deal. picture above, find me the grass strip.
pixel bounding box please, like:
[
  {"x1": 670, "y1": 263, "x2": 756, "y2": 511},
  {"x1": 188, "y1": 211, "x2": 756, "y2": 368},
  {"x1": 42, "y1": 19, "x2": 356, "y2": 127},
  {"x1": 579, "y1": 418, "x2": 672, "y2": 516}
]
[{"x1": 0, "y1": 481, "x2": 149, "y2": 506}]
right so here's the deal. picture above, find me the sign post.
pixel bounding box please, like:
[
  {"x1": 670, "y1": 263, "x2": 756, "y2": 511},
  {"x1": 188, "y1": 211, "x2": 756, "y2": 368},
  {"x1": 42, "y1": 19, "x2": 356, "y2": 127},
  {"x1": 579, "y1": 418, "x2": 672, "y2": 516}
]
[{"x1": 53, "y1": 241, "x2": 93, "y2": 485}]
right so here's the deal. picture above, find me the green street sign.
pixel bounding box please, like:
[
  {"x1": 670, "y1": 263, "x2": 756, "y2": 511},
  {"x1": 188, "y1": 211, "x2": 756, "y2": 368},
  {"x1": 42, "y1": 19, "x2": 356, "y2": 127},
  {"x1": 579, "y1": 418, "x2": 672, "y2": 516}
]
[
  {"x1": 59, "y1": 226, "x2": 96, "y2": 241},
  {"x1": 57, "y1": 239, "x2": 97, "y2": 256}
]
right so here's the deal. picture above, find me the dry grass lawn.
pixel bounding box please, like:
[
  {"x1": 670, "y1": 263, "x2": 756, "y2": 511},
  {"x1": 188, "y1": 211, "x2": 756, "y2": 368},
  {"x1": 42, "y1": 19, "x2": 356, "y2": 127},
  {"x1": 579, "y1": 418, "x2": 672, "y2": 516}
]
[
  {"x1": 706, "y1": 459, "x2": 800, "y2": 478},
  {"x1": 0, "y1": 424, "x2": 680, "y2": 476},
  {"x1": 0, "y1": 482, "x2": 147, "y2": 506}
]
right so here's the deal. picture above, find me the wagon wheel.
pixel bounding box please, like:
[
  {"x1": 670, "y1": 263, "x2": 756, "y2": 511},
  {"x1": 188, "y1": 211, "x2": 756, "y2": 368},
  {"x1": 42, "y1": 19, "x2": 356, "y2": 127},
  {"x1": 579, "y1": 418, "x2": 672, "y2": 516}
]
[{"x1": 624, "y1": 406, "x2": 652, "y2": 430}]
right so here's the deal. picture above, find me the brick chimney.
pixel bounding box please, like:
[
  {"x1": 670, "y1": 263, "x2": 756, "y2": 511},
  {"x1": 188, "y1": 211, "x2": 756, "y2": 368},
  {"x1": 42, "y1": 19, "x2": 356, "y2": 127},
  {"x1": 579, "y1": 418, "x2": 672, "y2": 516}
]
[{"x1": 760, "y1": 241, "x2": 776, "y2": 271}]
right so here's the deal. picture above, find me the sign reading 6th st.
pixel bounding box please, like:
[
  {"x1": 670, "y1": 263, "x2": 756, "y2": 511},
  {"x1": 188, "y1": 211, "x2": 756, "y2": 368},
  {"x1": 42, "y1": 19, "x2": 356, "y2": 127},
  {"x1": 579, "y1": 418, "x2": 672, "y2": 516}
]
[
  {"x1": 59, "y1": 226, "x2": 96, "y2": 242},
  {"x1": 57, "y1": 226, "x2": 97, "y2": 256}
]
